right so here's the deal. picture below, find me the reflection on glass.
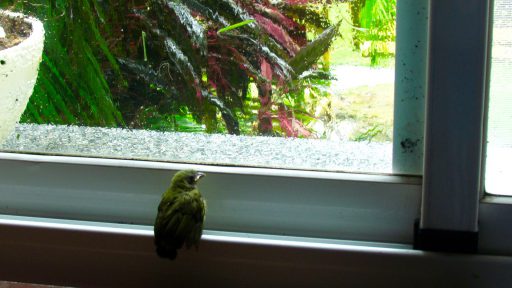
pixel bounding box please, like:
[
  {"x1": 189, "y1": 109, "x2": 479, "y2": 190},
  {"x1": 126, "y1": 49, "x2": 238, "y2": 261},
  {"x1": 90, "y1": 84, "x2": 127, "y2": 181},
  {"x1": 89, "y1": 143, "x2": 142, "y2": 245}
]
[
  {"x1": 486, "y1": 0, "x2": 512, "y2": 195},
  {"x1": 0, "y1": 1, "x2": 396, "y2": 173}
]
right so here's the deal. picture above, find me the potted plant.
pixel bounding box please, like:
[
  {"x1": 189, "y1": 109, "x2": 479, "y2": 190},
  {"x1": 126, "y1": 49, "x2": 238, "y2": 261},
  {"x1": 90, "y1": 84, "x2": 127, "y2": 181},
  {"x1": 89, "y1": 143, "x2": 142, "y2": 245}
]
[{"x1": 0, "y1": 9, "x2": 44, "y2": 144}]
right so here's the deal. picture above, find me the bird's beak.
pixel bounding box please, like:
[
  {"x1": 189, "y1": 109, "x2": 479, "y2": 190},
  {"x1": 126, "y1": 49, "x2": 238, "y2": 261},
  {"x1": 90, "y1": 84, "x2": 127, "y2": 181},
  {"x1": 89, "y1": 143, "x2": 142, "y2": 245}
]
[{"x1": 195, "y1": 172, "x2": 205, "y2": 181}]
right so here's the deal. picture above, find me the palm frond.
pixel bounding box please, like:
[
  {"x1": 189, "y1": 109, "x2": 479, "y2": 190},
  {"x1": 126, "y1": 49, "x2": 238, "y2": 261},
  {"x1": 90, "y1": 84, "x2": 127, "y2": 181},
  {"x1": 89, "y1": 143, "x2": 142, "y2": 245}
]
[{"x1": 288, "y1": 21, "x2": 341, "y2": 77}]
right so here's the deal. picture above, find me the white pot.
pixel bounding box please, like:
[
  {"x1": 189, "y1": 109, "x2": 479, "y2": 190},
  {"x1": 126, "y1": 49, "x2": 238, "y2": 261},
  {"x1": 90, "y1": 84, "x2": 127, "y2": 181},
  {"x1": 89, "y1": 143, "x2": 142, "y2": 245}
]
[{"x1": 0, "y1": 10, "x2": 44, "y2": 144}]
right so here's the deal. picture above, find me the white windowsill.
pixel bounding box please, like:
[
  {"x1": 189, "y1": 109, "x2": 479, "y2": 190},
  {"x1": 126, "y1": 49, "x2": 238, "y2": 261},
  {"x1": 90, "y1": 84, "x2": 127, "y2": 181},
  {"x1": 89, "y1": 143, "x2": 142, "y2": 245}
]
[
  {"x1": 0, "y1": 214, "x2": 410, "y2": 251},
  {"x1": 0, "y1": 151, "x2": 421, "y2": 244},
  {"x1": 1, "y1": 214, "x2": 512, "y2": 287}
]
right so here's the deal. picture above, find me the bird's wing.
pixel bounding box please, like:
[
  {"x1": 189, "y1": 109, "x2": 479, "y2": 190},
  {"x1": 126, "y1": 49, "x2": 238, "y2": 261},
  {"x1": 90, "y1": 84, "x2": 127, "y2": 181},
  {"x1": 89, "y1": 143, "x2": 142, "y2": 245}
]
[
  {"x1": 155, "y1": 190, "x2": 205, "y2": 252},
  {"x1": 185, "y1": 197, "x2": 206, "y2": 249},
  {"x1": 184, "y1": 191, "x2": 206, "y2": 248}
]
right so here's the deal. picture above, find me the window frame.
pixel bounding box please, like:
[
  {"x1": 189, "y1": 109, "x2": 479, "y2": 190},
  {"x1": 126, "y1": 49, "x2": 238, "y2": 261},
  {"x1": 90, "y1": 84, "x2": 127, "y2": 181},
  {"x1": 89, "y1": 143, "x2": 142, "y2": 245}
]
[
  {"x1": 421, "y1": 0, "x2": 490, "y2": 233},
  {"x1": 0, "y1": 152, "x2": 422, "y2": 243},
  {"x1": 1, "y1": 0, "x2": 511, "y2": 285}
]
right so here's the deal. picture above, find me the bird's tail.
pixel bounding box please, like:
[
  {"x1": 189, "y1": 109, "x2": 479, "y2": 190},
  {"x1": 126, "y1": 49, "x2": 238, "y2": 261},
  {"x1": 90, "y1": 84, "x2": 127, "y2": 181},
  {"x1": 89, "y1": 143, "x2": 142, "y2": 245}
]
[
  {"x1": 155, "y1": 236, "x2": 178, "y2": 260},
  {"x1": 156, "y1": 245, "x2": 177, "y2": 260}
]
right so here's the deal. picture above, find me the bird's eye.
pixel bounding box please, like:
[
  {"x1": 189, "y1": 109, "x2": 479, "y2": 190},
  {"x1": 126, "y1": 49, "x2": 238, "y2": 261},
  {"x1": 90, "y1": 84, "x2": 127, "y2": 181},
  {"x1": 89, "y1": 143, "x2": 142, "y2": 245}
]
[{"x1": 187, "y1": 175, "x2": 196, "y2": 184}]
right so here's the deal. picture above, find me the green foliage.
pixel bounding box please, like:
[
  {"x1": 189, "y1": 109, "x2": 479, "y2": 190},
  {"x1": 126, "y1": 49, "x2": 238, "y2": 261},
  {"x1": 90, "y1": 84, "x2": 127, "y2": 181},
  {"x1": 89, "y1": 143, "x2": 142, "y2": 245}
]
[
  {"x1": 126, "y1": 0, "x2": 341, "y2": 136},
  {"x1": 217, "y1": 19, "x2": 255, "y2": 34},
  {"x1": 2, "y1": 0, "x2": 342, "y2": 137},
  {"x1": 273, "y1": 70, "x2": 334, "y2": 138},
  {"x1": 1, "y1": 0, "x2": 124, "y2": 126},
  {"x1": 289, "y1": 21, "x2": 341, "y2": 77},
  {"x1": 350, "y1": 0, "x2": 396, "y2": 66},
  {"x1": 352, "y1": 124, "x2": 384, "y2": 142}
]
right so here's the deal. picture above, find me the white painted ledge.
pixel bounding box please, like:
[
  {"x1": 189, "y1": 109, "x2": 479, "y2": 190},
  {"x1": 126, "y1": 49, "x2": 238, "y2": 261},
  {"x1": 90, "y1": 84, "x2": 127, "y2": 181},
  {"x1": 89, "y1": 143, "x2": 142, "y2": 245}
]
[{"x1": 0, "y1": 215, "x2": 512, "y2": 288}]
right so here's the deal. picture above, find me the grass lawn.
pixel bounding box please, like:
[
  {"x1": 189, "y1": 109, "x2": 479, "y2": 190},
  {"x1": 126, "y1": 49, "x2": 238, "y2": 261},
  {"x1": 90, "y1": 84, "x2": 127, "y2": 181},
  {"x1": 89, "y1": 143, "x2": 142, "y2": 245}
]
[
  {"x1": 315, "y1": 3, "x2": 395, "y2": 142},
  {"x1": 319, "y1": 83, "x2": 394, "y2": 142}
]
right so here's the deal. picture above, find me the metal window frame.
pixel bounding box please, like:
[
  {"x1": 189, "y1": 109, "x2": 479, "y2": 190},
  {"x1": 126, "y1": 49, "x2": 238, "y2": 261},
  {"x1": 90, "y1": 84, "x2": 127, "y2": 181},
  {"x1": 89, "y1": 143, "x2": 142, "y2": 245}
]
[{"x1": 421, "y1": 0, "x2": 490, "y2": 233}]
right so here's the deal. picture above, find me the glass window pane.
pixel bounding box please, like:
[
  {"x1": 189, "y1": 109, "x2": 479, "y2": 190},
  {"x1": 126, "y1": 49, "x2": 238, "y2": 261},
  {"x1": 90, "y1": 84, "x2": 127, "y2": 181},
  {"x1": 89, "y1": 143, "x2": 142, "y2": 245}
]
[
  {"x1": 0, "y1": 1, "x2": 413, "y2": 174},
  {"x1": 486, "y1": 0, "x2": 512, "y2": 195}
]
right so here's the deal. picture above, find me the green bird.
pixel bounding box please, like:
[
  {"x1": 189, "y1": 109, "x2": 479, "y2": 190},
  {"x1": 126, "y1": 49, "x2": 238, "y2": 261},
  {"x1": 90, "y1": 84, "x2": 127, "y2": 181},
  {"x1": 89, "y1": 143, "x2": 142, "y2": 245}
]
[{"x1": 154, "y1": 170, "x2": 206, "y2": 260}]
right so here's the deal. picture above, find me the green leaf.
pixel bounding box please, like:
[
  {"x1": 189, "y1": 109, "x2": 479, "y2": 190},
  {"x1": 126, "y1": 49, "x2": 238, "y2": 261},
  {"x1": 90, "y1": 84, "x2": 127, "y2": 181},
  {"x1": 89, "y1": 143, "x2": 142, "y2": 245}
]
[
  {"x1": 217, "y1": 19, "x2": 255, "y2": 34},
  {"x1": 288, "y1": 21, "x2": 341, "y2": 77}
]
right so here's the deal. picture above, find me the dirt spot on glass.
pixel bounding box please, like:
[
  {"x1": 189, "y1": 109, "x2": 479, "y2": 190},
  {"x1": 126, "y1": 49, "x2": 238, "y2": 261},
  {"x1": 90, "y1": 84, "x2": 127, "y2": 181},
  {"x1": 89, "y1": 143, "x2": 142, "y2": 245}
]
[{"x1": 400, "y1": 138, "x2": 420, "y2": 153}]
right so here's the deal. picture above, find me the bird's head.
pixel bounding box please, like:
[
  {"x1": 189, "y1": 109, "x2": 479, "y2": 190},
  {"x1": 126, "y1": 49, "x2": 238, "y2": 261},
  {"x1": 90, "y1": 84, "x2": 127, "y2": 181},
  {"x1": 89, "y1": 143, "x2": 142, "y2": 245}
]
[{"x1": 170, "y1": 169, "x2": 205, "y2": 192}]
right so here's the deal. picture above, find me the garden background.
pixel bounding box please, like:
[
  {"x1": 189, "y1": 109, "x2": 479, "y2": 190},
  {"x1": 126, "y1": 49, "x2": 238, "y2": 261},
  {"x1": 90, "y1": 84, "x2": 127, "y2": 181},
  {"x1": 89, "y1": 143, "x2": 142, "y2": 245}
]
[{"x1": 0, "y1": 0, "x2": 396, "y2": 142}]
